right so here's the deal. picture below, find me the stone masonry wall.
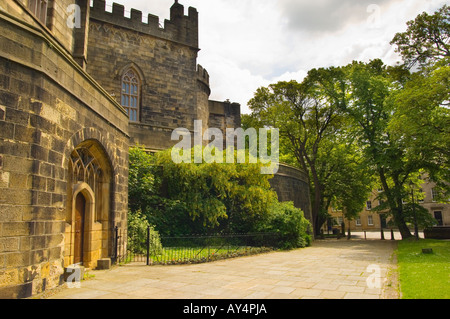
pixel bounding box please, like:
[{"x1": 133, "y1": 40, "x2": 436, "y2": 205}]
[
  {"x1": 87, "y1": 0, "x2": 202, "y2": 150},
  {"x1": 0, "y1": 6, "x2": 129, "y2": 298},
  {"x1": 270, "y1": 164, "x2": 313, "y2": 223}
]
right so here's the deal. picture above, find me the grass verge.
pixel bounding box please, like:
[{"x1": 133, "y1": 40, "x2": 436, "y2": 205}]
[{"x1": 397, "y1": 239, "x2": 450, "y2": 299}]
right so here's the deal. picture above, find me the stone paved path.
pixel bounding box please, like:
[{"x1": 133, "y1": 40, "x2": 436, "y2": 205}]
[{"x1": 45, "y1": 239, "x2": 399, "y2": 299}]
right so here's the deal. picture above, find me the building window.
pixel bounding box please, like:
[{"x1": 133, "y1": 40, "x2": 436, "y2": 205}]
[
  {"x1": 434, "y1": 211, "x2": 443, "y2": 226},
  {"x1": 431, "y1": 188, "x2": 439, "y2": 202},
  {"x1": 28, "y1": 0, "x2": 48, "y2": 25},
  {"x1": 356, "y1": 218, "x2": 362, "y2": 226},
  {"x1": 121, "y1": 69, "x2": 140, "y2": 122},
  {"x1": 368, "y1": 215, "x2": 374, "y2": 226},
  {"x1": 366, "y1": 201, "x2": 372, "y2": 210}
]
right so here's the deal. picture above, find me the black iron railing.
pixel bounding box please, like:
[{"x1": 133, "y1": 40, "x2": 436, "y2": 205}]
[{"x1": 113, "y1": 227, "x2": 282, "y2": 266}]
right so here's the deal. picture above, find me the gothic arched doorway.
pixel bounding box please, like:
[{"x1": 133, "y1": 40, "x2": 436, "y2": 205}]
[{"x1": 65, "y1": 140, "x2": 113, "y2": 269}]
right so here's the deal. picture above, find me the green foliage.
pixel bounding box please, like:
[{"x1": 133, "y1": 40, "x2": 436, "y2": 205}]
[
  {"x1": 388, "y1": 64, "x2": 450, "y2": 195},
  {"x1": 127, "y1": 210, "x2": 162, "y2": 255},
  {"x1": 247, "y1": 70, "x2": 373, "y2": 236},
  {"x1": 389, "y1": 4, "x2": 450, "y2": 198},
  {"x1": 154, "y1": 148, "x2": 278, "y2": 234},
  {"x1": 128, "y1": 146, "x2": 310, "y2": 248},
  {"x1": 128, "y1": 146, "x2": 160, "y2": 214},
  {"x1": 401, "y1": 203, "x2": 438, "y2": 230},
  {"x1": 259, "y1": 201, "x2": 312, "y2": 249},
  {"x1": 390, "y1": 5, "x2": 449, "y2": 69}
]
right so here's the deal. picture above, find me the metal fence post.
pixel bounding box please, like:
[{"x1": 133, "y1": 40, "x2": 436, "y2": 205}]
[
  {"x1": 113, "y1": 226, "x2": 119, "y2": 264},
  {"x1": 146, "y1": 226, "x2": 150, "y2": 266}
]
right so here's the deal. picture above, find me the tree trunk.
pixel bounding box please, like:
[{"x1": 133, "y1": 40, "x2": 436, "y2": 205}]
[
  {"x1": 393, "y1": 180, "x2": 413, "y2": 240},
  {"x1": 312, "y1": 181, "x2": 322, "y2": 236},
  {"x1": 378, "y1": 169, "x2": 413, "y2": 240},
  {"x1": 394, "y1": 209, "x2": 413, "y2": 239}
]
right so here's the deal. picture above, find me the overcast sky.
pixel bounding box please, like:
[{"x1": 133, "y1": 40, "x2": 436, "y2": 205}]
[{"x1": 104, "y1": 0, "x2": 447, "y2": 114}]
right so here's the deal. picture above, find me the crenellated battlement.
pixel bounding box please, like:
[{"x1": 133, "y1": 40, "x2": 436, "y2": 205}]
[
  {"x1": 197, "y1": 64, "x2": 211, "y2": 96},
  {"x1": 90, "y1": 0, "x2": 198, "y2": 48},
  {"x1": 197, "y1": 64, "x2": 210, "y2": 85}
]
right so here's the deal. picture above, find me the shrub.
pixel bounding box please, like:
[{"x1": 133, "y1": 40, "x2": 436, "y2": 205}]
[
  {"x1": 127, "y1": 210, "x2": 163, "y2": 255},
  {"x1": 260, "y1": 201, "x2": 312, "y2": 249}
]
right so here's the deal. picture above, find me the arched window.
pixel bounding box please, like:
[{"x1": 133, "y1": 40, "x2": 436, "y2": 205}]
[{"x1": 121, "y1": 69, "x2": 140, "y2": 122}]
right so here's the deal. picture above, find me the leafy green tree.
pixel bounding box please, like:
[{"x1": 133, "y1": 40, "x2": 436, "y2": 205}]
[
  {"x1": 329, "y1": 60, "x2": 419, "y2": 239},
  {"x1": 128, "y1": 146, "x2": 161, "y2": 214},
  {"x1": 390, "y1": 5, "x2": 449, "y2": 69},
  {"x1": 317, "y1": 57, "x2": 447, "y2": 239},
  {"x1": 154, "y1": 148, "x2": 278, "y2": 233},
  {"x1": 128, "y1": 146, "x2": 311, "y2": 248},
  {"x1": 327, "y1": 141, "x2": 374, "y2": 226},
  {"x1": 248, "y1": 76, "x2": 347, "y2": 235},
  {"x1": 390, "y1": 4, "x2": 450, "y2": 198}
]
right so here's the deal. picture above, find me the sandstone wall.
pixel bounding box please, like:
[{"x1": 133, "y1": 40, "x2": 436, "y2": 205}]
[
  {"x1": 270, "y1": 164, "x2": 313, "y2": 223},
  {"x1": 0, "y1": 4, "x2": 129, "y2": 298},
  {"x1": 87, "y1": 0, "x2": 202, "y2": 150}
]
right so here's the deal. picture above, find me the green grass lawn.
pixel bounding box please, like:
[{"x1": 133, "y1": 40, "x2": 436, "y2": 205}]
[{"x1": 397, "y1": 239, "x2": 450, "y2": 299}]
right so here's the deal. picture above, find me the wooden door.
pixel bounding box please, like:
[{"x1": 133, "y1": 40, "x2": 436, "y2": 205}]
[{"x1": 74, "y1": 193, "x2": 86, "y2": 265}]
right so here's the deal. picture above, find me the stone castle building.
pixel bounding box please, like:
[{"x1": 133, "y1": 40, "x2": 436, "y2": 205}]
[{"x1": 0, "y1": 0, "x2": 311, "y2": 298}]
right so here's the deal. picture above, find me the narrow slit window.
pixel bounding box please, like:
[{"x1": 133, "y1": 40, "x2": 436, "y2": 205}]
[{"x1": 28, "y1": 0, "x2": 49, "y2": 25}]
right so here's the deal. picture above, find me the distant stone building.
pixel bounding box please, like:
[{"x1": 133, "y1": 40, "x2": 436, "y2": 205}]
[
  {"x1": 0, "y1": 0, "x2": 311, "y2": 298},
  {"x1": 325, "y1": 183, "x2": 450, "y2": 234}
]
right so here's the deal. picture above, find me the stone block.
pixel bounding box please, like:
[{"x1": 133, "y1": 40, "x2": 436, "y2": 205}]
[
  {"x1": 0, "y1": 282, "x2": 32, "y2": 299},
  {"x1": 2, "y1": 222, "x2": 31, "y2": 237},
  {"x1": 0, "y1": 237, "x2": 20, "y2": 253},
  {"x1": 64, "y1": 264, "x2": 85, "y2": 284},
  {"x1": 96, "y1": 258, "x2": 111, "y2": 270},
  {"x1": 0, "y1": 268, "x2": 19, "y2": 288},
  {"x1": 5, "y1": 251, "x2": 30, "y2": 268},
  {"x1": 0, "y1": 171, "x2": 10, "y2": 188}
]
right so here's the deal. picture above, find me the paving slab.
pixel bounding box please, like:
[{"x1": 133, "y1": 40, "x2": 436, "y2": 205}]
[{"x1": 43, "y1": 239, "x2": 399, "y2": 300}]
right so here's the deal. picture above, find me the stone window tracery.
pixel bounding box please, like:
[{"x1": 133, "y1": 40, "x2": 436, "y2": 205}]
[
  {"x1": 69, "y1": 147, "x2": 106, "y2": 224},
  {"x1": 121, "y1": 69, "x2": 140, "y2": 122},
  {"x1": 70, "y1": 147, "x2": 102, "y2": 193}
]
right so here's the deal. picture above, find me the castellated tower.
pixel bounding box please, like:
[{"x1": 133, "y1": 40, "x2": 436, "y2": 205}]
[{"x1": 87, "y1": 0, "x2": 239, "y2": 151}]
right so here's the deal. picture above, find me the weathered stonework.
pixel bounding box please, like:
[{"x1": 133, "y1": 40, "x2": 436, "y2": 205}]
[
  {"x1": 269, "y1": 164, "x2": 313, "y2": 223},
  {"x1": 86, "y1": 0, "x2": 243, "y2": 151},
  {"x1": 0, "y1": 0, "x2": 311, "y2": 299},
  {"x1": 0, "y1": 0, "x2": 129, "y2": 298}
]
